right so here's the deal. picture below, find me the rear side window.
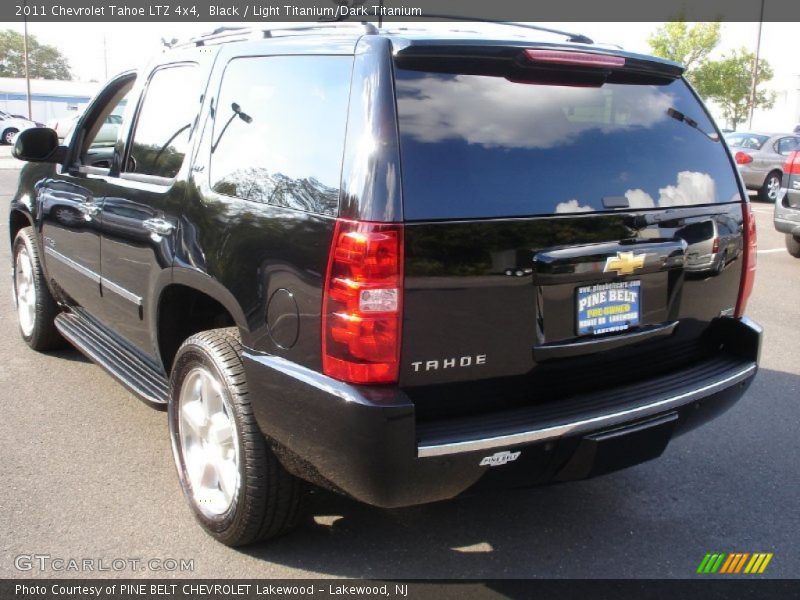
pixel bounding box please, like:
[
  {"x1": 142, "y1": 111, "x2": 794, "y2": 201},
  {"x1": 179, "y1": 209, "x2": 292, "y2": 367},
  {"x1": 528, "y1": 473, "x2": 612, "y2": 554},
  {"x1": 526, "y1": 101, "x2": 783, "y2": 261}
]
[
  {"x1": 127, "y1": 64, "x2": 201, "y2": 179},
  {"x1": 395, "y1": 68, "x2": 742, "y2": 220},
  {"x1": 726, "y1": 133, "x2": 768, "y2": 150},
  {"x1": 209, "y1": 55, "x2": 352, "y2": 216},
  {"x1": 776, "y1": 137, "x2": 799, "y2": 155}
]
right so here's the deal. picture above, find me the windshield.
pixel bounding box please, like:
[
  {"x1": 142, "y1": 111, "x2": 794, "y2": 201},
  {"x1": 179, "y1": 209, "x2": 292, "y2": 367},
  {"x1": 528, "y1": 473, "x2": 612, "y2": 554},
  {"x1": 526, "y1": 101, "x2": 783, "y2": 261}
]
[{"x1": 395, "y1": 68, "x2": 741, "y2": 220}]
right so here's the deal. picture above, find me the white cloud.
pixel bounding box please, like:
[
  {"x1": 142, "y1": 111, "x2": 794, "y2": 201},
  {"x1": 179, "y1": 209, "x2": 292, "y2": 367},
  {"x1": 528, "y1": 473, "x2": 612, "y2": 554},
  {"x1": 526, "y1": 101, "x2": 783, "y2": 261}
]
[
  {"x1": 395, "y1": 74, "x2": 674, "y2": 150},
  {"x1": 555, "y1": 199, "x2": 593, "y2": 213},
  {"x1": 624, "y1": 171, "x2": 716, "y2": 209}
]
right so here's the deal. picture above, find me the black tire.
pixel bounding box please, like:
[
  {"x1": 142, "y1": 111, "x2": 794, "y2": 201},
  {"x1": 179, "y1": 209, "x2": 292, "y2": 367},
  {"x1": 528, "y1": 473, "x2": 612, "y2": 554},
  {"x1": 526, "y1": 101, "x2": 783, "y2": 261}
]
[
  {"x1": 12, "y1": 227, "x2": 64, "y2": 350},
  {"x1": 787, "y1": 234, "x2": 800, "y2": 258},
  {"x1": 759, "y1": 171, "x2": 781, "y2": 202},
  {"x1": 168, "y1": 328, "x2": 305, "y2": 546},
  {"x1": 3, "y1": 127, "x2": 19, "y2": 145}
]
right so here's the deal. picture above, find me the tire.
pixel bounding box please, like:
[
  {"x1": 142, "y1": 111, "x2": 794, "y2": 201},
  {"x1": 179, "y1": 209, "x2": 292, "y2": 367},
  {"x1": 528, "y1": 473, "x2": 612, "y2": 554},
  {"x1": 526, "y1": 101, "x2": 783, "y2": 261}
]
[
  {"x1": 2, "y1": 127, "x2": 19, "y2": 146},
  {"x1": 787, "y1": 234, "x2": 800, "y2": 258},
  {"x1": 3, "y1": 127, "x2": 19, "y2": 145},
  {"x1": 168, "y1": 328, "x2": 305, "y2": 546},
  {"x1": 12, "y1": 227, "x2": 64, "y2": 350},
  {"x1": 759, "y1": 171, "x2": 781, "y2": 202}
]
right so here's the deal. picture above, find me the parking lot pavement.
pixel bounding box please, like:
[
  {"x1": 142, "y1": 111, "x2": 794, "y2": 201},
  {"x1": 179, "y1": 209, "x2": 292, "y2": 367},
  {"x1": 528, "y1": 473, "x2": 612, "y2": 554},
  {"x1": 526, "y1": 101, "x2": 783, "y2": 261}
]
[{"x1": 1, "y1": 168, "x2": 798, "y2": 579}]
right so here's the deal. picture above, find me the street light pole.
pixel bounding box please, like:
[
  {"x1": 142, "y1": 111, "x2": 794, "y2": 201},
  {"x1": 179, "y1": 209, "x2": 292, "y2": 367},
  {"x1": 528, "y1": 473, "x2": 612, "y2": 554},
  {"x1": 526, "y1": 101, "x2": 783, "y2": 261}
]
[
  {"x1": 22, "y1": 1, "x2": 33, "y2": 120},
  {"x1": 747, "y1": 0, "x2": 765, "y2": 130}
]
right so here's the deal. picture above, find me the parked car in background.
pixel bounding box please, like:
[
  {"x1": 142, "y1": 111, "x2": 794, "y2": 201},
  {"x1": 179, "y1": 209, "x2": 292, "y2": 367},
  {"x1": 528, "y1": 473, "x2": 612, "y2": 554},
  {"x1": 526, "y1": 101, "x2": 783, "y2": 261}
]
[
  {"x1": 775, "y1": 150, "x2": 800, "y2": 257},
  {"x1": 48, "y1": 112, "x2": 123, "y2": 145},
  {"x1": 726, "y1": 131, "x2": 800, "y2": 202},
  {"x1": 47, "y1": 114, "x2": 79, "y2": 140},
  {"x1": 0, "y1": 110, "x2": 36, "y2": 145}
]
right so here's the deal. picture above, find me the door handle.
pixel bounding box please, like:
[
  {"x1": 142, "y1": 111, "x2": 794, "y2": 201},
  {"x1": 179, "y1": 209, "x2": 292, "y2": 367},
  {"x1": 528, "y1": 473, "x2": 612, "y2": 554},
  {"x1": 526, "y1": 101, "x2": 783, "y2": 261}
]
[{"x1": 142, "y1": 218, "x2": 175, "y2": 236}]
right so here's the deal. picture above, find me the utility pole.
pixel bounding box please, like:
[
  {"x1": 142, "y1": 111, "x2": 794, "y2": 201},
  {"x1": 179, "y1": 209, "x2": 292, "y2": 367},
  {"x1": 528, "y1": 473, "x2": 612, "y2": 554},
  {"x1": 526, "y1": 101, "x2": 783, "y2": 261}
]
[
  {"x1": 22, "y1": 0, "x2": 33, "y2": 120},
  {"x1": 747, "y1": 0, "x2": 765, "y2": 130},
  {"x1": 103, "y1": 35, "x2": 108, "y2": 80}
]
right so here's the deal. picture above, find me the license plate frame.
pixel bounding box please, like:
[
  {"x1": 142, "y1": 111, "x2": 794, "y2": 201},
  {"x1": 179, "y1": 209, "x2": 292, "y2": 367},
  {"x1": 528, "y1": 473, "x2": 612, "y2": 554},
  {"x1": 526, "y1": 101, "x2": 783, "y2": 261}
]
[{"x1": 576, "y1": 280, "x2": 641, "y2": 336}]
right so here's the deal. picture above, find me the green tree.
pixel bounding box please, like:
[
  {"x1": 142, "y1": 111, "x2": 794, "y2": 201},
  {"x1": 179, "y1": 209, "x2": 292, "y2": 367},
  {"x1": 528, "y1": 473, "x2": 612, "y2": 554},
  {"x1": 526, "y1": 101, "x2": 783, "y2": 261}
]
[
  {"x1": 0, "y1": 29, "x2": 71, "y2": 80},
  {"x1": 648, "y1": 20, "x2": 722, "y2": 98},
  {"x1": 700, "y1": 49, "x2": 775, "y2": 130},
  {"x1": 648, "y1": 20, "x2": 721, "y2": 73}
]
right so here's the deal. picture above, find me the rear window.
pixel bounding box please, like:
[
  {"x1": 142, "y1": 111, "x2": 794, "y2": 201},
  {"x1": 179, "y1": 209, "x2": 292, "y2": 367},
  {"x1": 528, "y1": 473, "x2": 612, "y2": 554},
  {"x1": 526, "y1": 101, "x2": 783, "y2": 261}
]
[
  {"x1": 395, "y1": 68, "x2": 741, "y2": 220},
  {"x1": 725, "y1": 133, "x2": 768, "y2": 150}
]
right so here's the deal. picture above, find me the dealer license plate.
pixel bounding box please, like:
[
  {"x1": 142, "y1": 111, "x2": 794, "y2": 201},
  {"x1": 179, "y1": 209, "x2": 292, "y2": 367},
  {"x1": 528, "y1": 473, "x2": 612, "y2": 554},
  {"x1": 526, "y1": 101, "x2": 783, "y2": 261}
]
[{"x1": 577, "y1": 280, "x2": 641, "y2": 336}]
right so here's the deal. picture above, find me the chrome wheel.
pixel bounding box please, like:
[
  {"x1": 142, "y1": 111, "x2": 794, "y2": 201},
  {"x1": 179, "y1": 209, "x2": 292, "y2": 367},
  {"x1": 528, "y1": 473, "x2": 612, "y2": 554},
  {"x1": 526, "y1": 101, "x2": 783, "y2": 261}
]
[
  {"x1": 14, "y1": 245, "x2": 36, "y2": 337},
  {"x1": 766, "y1": 174, "x2": 780, "y2": 202},
  {"x1": 178, "y1": 366, "x2": 240, "y2": 517},
  {"x1": 4, "y1": 128, "x2": 18, "y2": 145}
]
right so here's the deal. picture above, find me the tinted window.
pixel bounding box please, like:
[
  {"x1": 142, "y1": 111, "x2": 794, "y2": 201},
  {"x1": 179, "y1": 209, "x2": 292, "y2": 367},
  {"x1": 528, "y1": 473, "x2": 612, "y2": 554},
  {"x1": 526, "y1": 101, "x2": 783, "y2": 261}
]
[
  {"x1": 726, "y1": 133, "x2": 768, "y2": 150},
  {"x1": 395, "y1": 69, "x2": 742, "y2": 220},
  {"x1": 209, "y1": 55, "x2": 351, "y2": 216},
  {"x1": 128, "y1": 64, "x2": 201, "y2": 179}
]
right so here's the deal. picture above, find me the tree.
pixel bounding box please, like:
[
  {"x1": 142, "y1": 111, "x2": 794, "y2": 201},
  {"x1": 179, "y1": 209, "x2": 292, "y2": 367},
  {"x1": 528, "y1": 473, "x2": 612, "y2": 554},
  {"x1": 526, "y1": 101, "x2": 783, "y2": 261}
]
[
  {"x1": 648, "y1": 20, "x2": 721, "y2": 74},
  {"x1": 700, "y1": 49, "x2": 775, "y2": 130},
  {"x1": 648, "y1": 20, "x2": 724, "y2": 99},
  {"x1": 0, "y1": 29, "x2": 71, "y2": 80}
]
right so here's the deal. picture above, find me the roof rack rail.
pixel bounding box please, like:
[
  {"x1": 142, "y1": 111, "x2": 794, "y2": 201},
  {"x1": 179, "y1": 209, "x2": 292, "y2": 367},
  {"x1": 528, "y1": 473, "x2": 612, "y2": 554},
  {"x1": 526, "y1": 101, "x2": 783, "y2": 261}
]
[
  {"x1": 175, "y1": 22, "x2": 378, "y2": 48},
  {"x1": 420, "y1": 16, "x2": 594, "y2": 44}
]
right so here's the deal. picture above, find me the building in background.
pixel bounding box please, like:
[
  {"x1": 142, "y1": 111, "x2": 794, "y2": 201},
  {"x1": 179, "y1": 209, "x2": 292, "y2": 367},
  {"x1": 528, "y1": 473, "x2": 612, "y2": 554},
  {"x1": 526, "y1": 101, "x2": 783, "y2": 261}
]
[{"x1": 0, "y1": 78, "x2": 99, "y2": 124}]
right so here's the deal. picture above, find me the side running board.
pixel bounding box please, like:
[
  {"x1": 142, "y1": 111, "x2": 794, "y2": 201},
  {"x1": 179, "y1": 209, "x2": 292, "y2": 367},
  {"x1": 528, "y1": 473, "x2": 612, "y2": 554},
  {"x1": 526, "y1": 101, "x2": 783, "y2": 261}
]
[{"x1": 55, "y1": 312, "x2": 169, "y2": 406}]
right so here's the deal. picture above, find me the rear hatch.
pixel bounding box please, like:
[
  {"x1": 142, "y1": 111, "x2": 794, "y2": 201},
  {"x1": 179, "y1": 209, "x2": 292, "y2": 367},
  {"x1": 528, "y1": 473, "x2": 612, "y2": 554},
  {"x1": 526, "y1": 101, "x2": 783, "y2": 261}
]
[{"x1": 392, "y1": 43, "x2": 748, "y2": 419}]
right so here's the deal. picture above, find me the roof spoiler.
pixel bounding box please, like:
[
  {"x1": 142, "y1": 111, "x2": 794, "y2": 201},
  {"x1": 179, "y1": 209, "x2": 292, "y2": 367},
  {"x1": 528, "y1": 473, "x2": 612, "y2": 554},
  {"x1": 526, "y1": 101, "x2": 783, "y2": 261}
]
[{"x1": 392, "y1": 42, "x2": 685, "y2": 83}]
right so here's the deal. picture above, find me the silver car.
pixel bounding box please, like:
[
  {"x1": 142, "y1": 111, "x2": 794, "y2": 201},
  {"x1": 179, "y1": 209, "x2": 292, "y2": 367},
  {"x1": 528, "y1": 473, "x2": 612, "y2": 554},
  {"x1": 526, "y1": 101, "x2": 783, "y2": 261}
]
[{"x1": 726, "y1": 132, "x2": 800, "y2": 202}]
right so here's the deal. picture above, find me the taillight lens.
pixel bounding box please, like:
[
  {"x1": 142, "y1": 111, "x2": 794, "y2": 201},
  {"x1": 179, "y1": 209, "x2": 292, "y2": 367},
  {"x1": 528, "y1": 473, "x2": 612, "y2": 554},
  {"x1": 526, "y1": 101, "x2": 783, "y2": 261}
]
[
  {"x1": 735, "y1": 151, "x2": 753, "y2": 165},
  {"x1": 524, "y1": 49, "x2": 626, "y2": 68},
  {"x1": 735, "y1": 203, "x2": 757, "y2": 317},
  {"x1": 712, "y1": 237, "x2": 720, "y2": 254},
  {"x1": 784, "y1": 150, "x2": 800, "y2": 175},
  {"x1": 322, "y1": 220, "x2": 403, "y2": 384}
]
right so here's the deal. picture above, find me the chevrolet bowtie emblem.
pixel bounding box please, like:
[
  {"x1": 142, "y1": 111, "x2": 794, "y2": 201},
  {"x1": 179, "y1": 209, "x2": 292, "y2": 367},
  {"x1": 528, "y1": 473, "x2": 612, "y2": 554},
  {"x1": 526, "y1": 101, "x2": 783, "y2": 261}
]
[{"x1": 604, "y1": 251, "x2": 646, "y2": 275}]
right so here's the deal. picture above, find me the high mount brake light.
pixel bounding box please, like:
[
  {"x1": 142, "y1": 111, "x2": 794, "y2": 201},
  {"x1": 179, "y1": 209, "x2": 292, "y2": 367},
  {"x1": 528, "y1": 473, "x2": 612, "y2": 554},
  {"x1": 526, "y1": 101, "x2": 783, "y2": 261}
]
[
  {"x1": 322, "y1": 220, "x2": 403, "y2": 384},
  {"x1": 524, "y1": 49, "x2": 626, "y2": 69},
  {"x1": 735, "y1": 202, "x2": 757, "y2": 318}
]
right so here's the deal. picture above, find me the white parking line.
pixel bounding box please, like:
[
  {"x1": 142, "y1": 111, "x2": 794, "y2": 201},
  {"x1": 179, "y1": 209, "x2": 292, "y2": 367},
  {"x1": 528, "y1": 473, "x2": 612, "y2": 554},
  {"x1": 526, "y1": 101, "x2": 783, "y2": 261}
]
[{"x1": 757, "y1": 248, "x2": 786, "y2": 254}]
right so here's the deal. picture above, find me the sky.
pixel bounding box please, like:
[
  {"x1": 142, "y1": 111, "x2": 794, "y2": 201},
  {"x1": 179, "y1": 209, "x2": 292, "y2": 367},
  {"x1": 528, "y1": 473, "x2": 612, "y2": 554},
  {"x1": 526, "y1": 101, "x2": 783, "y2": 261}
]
[{"x1": 2, "y1": 20, "x2": 798, "y2": 128}]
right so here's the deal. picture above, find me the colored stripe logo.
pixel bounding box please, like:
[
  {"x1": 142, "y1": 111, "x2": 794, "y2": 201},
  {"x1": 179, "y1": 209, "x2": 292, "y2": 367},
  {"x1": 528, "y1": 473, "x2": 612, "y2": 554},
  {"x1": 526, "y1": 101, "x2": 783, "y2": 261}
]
[{"x1": 697, "y1": 553, "x2": 773, "y2": 574}]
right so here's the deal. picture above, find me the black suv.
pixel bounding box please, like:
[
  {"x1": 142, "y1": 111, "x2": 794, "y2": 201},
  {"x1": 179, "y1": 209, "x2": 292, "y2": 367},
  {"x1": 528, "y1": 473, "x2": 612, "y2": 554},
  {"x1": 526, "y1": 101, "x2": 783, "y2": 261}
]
[{"x1": 9, "y1": 23, "x2": 762, "y2": 546}]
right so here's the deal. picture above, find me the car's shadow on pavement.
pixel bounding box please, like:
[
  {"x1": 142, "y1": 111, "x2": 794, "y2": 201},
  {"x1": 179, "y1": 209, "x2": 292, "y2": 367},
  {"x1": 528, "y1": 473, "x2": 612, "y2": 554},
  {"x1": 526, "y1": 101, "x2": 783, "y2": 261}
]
[{"x1": 232, "y1": 367, "x2": 798, "y2": 579}]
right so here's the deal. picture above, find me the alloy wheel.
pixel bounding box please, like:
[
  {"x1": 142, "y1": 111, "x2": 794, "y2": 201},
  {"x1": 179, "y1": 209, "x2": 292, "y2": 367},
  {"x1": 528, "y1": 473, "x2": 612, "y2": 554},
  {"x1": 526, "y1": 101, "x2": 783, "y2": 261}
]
[{"x1": 177, "y1": 366, "x2": 241, "y2": 517}]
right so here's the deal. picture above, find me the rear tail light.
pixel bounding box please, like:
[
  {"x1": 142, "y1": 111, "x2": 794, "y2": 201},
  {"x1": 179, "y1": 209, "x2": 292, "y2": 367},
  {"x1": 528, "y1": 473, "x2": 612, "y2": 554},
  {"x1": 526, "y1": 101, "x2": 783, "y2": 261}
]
[
  {"x1": 783, "y1": 150, "x2": 800, "y2": 175},
  {"x1": 735, "y1": 202, "x2": 757, "y2": 318},
  {"x1": 322, "y1": 220, "x2": 403, "y2": 384},
  {"x1": 735, "y1": 151, "x2": 753, "y2": 165},
  {"x1": 524, "y1": 49, "x2": 626, "y2": 69},
  {"x1": 712, "y1": 237, "x2": 720, "y2": 254}
]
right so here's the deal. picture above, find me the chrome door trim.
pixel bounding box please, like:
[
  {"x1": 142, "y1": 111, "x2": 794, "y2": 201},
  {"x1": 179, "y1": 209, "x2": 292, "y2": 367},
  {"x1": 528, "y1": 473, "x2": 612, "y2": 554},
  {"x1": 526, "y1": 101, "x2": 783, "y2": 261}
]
[{"x1": 44, "y1": 245, "x2": 142, "y2": 307}]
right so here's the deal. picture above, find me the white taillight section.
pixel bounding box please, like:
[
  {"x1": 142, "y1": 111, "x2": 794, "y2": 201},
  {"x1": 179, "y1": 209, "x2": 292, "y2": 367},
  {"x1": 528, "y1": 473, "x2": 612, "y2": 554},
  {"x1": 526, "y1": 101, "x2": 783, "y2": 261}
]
[
  {"x1": 524, "y1": 49, "x2": 626, "y2": 69},
  {"x1": 735, "y1": 203, "x2": 757, "y2": 318},
  {"x1": 359, "y1": 288, "x2": 398, "y2": 312}
]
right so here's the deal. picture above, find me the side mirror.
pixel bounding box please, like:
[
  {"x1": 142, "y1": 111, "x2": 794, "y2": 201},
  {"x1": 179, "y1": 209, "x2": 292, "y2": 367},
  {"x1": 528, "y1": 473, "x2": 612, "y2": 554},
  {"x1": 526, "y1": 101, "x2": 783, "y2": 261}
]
[{"x1": 13, "y1": 127, "x2": 66, "y2": 163}]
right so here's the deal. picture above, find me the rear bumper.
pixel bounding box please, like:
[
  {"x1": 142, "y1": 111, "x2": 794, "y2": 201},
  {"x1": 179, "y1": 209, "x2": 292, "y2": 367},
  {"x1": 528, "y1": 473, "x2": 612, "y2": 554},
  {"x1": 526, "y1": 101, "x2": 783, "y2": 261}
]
[
  {"x1": 243, "y1": 317, "x2": 761, "y2": 508},
  {"x1": 774, "y1": 190, "x2": 800, "y2": 235}
]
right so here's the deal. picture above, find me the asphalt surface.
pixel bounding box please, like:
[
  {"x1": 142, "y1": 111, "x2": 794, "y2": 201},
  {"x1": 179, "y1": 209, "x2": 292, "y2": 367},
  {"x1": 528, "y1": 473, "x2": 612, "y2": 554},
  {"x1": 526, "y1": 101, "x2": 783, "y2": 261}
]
[{"x1": 1, "y1": 167, "x2": 798, "y2": 580}]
